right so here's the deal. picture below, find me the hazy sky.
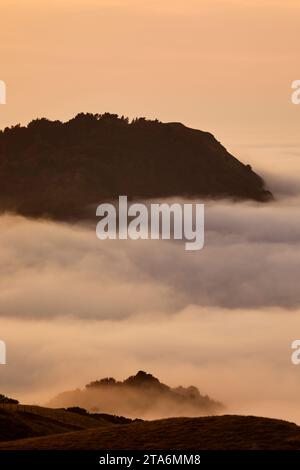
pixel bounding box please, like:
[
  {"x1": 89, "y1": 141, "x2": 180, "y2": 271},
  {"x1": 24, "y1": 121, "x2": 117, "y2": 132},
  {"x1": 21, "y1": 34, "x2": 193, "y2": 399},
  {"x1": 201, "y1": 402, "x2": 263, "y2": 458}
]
[{"x1": 1, "y1": 0, "x2": 300, "y2": 150}]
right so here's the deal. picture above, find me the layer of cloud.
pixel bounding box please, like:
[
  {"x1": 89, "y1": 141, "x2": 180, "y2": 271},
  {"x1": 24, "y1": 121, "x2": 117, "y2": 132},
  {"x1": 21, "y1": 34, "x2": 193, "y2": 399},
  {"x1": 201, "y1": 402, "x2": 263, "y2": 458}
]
[{"x1": 0, "y1": 196, "x2": 299, "y2": 321}]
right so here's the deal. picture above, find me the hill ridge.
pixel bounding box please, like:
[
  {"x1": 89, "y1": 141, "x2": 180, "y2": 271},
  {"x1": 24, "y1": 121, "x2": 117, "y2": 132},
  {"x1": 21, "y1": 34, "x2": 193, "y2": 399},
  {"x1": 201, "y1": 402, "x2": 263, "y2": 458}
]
[
  {"x1": 0, "y1": 113, "x2": 272, "y2": 219},
  {"x1": 1, "y1": 415, "x2": 300, "y2": 450}
]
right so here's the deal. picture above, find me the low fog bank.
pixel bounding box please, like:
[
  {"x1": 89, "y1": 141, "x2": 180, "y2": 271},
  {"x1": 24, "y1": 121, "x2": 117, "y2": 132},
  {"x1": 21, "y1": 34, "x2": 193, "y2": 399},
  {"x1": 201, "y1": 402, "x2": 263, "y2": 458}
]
[
  {"x1": 0, "y1": 195, "x2": 300, "y2": 319},
  {"x1": 0, "y1": 192, "x2": 300, "y2": 422}
]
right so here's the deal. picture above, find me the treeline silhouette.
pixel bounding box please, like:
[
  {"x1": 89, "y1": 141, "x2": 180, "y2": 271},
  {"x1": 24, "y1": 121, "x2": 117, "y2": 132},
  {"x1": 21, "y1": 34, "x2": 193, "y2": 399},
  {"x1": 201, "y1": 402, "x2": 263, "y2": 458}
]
[
  {"x1": 0, "y1": 394, "x2": 19, "y2": 404},
  {"x1": 0, "y1": 113, "x2": 272, "y2": 219}
]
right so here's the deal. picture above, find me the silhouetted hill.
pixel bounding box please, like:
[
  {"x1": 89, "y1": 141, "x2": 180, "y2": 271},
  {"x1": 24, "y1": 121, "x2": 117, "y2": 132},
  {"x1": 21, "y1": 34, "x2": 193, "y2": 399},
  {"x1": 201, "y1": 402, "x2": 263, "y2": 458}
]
[
  {"x1": 0, "y1": 113, "x2": 272, "y2": 219},
  {"x1": 48, "y1": 371, "x2": 223, "y2": 419},
  {"x1": 1, "y1": 415, "x2": 300, "y2": 450}
]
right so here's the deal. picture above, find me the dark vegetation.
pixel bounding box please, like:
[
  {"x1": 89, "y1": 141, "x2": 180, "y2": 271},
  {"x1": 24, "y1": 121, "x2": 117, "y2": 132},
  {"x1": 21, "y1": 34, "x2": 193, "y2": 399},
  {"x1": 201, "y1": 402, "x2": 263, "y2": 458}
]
[
  {"x1": 0, "y1": 394, "x2": 19, "y2": 404},
  {"x1": 0, "y1": 113, "x2": 272, "y2": 220},
  {"x1": 65, "y1": 407, "x2": 137, "y2": 424}
]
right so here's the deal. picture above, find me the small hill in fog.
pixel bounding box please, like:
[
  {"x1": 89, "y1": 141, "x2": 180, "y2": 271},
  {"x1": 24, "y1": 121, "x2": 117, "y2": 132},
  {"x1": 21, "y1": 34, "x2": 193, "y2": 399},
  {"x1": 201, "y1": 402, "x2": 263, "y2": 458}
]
[
  {"x1": 0, "y1": 113, "x2": 272, "y2": 219},
  {"x1": 47, "y1": 370, "x2": 223, "y2": 419}
]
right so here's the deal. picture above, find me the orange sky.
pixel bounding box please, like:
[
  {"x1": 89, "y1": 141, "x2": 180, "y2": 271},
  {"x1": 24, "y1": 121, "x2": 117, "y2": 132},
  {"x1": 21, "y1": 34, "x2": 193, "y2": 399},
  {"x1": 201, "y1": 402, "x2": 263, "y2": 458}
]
[{"x1": 0, "y1": 0, "x2": 300, "y2": 149}]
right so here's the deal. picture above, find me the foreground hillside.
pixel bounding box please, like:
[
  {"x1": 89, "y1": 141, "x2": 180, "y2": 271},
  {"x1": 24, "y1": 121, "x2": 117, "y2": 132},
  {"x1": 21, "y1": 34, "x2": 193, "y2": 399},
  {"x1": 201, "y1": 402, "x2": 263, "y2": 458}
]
[
  {"x1": 0, "y1": 113, "x2": 272, "y2": 219},
  {"x1": 0, "y1": 406, "x2": 106, "y2": 442},
  {"x1": 1, "y1": 415, "x2": 300, "y2": 450}
]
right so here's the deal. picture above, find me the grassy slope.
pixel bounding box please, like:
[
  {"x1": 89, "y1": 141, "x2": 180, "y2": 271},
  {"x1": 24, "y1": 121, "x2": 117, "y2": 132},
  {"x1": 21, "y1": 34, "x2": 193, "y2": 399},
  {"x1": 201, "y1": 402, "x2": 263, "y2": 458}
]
[
  {"x1": 1, "y1": 415, "x2": 300, "y2": 450},
  {"x1": 0, "y1": 407, "x2": 106, "y2": 442}
]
